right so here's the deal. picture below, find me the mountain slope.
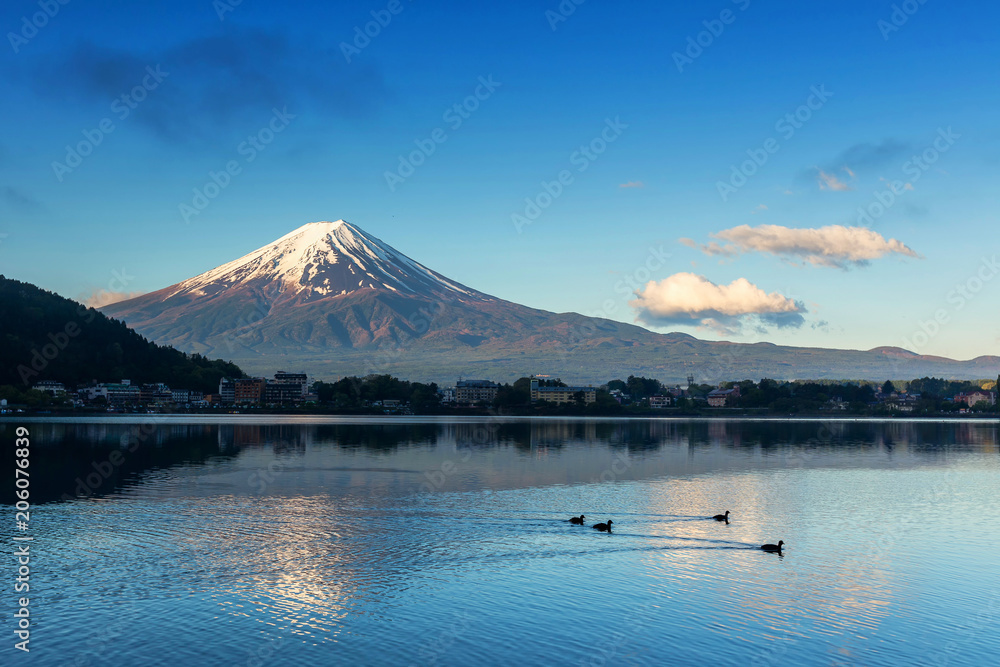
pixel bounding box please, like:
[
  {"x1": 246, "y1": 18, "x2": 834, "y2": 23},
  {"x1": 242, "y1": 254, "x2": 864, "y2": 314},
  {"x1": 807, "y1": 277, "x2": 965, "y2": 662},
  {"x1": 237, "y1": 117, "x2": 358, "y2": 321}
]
[
  {"x1": 0, "y1": 275, "x2": 245, "y2": 391},
  {"x1": 100, "y1": 221, "x2": 999, "y2": 383}
]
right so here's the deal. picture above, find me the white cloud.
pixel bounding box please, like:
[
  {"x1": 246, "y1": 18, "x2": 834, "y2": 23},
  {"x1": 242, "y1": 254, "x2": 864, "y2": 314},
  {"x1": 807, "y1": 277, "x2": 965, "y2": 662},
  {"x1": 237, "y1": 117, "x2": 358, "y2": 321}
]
[
  {"x1": 619, "y1": 181, "x2": 645, "y2": 188},
  {"x1": 690, "y1": 224, "x2": 920, "y2": 268},
  {"x1": 80, "y1": 290, "x2": 145, "y2": 307},
  {"x1": 817, "y1": 169, "x2": 854, "y2": 191},
  {"x1": 630, "y1": 272, "x2": 806, "y2": 334}
]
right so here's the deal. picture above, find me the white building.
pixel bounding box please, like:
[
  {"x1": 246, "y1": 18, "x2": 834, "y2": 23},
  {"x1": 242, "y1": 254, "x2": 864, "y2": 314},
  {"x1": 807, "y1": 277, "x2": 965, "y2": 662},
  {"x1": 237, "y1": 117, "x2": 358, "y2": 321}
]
[
  {"x1": 649, "y1": 395, "x2": 672, "y2": 408},
  {"x1": 33, "y1": 381, "x2": 66, "y2": 395}
]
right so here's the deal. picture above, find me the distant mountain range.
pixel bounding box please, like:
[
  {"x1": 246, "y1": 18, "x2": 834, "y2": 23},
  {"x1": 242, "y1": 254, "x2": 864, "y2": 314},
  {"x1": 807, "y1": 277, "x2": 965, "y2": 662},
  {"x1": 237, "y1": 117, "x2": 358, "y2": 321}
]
[{"x1": 100, "y1": 221, "x2": 999, "y2": 384}]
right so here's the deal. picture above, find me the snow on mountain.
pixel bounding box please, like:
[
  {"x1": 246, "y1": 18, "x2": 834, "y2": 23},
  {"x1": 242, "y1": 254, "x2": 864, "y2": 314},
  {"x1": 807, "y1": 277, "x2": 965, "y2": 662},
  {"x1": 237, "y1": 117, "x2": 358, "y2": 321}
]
[
  {"x1": 169, "y1": 220, "x2": 487, "y2": 301},
  {"x1": 100, "y1": 219, "x2": 1000, "y2": 384}
]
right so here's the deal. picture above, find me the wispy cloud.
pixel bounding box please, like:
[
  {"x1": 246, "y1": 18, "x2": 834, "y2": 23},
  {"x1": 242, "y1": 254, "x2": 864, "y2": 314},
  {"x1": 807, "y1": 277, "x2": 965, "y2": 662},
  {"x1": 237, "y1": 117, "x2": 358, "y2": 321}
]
[
  {"x1": 80, "y1": 290, "x2": 145, "y2": 307},
  {"x1": 630, "y1": 272, "x2": 806, "y2": 334},
  {"x1": 0, "y1": 186, "x2": 42, "y2": 211},
  {"x1": 797, "y1": 139, "x2": 913, "y2": 189},
  {"x1": 686, "y1": 224, "x2": 921, "y2": 268},
  {"x1": 830, "y1": 139, "x2": 912, "y2": 170},
  {"x1": 817, "y1": 169, "x2": 854, "y2": 191},
  {"x1": 12, "y1": 28, "x2": 389, "y2": 144},
  {"x1": 619, "y1": 181, "x2": 645, "y2": 188}
]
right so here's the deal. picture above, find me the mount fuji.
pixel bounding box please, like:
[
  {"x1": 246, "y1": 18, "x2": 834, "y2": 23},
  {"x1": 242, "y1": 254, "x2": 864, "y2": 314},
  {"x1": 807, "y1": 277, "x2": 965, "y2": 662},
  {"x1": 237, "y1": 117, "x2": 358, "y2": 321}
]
[
  {"x1": 162, "y1": 220, "x2": 486, "y2": 303},
  {"x1": 101, "y1": 220, "x2": 998, "y2": 383}
]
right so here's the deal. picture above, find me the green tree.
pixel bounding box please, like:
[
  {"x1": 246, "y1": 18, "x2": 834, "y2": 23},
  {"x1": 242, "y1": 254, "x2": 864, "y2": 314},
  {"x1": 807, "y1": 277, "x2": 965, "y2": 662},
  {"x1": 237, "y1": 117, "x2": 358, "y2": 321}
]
[
  {"x1": 410, "y1": 383, "x2": 440, "y2": 412},
  {"x1": 0, "y1": 275, "x2": 245, "y2": 393},
  {"x1": 625, "y1": 375, "x2": 663, "y2": 400},
  {"x1": 494, "y1": 378, "x2": 531, "y2": 409}
]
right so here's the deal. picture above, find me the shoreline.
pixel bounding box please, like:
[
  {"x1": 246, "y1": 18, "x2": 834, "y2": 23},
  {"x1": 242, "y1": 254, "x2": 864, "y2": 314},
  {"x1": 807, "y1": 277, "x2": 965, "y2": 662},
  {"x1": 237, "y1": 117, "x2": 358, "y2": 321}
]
[{"x1": 3, "y1": 413, "x2": 998, "y2": 424}]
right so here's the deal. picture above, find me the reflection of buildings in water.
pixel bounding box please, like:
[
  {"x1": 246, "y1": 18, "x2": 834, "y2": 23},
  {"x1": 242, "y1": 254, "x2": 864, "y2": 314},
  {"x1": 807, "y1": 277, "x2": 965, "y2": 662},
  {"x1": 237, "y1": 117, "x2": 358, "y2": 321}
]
[
  {"x1": 593, "y1": 421, "x2": 677, "y2": 452},
  {"x1": 871, "y1": 421, "x2": 999, "y2": 453},
  {"x1": 706, "y1": 420, "x2": 743, "y2": 448},
  {"x1": 948, "y1": 422, "x2": 999, "y2": 451},
  {"x1": 218, "y1": 424, "x2": 311, "y2": 453},
  {"x1": 27, "y1": 421, "x2": 221, "y2": 449},
  {"x1": 312, "y1": 424, "x2": 439, "y2": 451},
  {"x1": 529, "y1": 421, "x2": 598, "y2": 449},
  {"x1": 19, "y1": 423, "x2": 234, "y2": 504},
  {"x1": 978, "y1": 424, "x2": 1000, "y2": 453},
  {"x1": 449, "y1": 422, "x2": 505, "y2": 448},
  {"x1": 25, "y1": 419, "x2": 999, "y2": 472},
  {"x1": 448, "y1": 421, "x2": 679, "y2": 452}
]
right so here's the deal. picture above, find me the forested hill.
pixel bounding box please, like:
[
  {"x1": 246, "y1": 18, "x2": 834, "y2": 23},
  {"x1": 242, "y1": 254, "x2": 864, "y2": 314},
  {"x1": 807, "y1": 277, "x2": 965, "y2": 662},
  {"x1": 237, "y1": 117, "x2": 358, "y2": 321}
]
[{"x1": 0, "y1": 275, "x2": 245, "y2": 392}]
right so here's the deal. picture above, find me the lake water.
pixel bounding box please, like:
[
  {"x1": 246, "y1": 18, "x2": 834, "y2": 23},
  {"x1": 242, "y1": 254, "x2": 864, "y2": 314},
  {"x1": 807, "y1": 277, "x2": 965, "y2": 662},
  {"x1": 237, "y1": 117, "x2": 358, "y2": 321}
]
[{"x1": 2, "y1": 417, "x2": 998, "y2": 666}]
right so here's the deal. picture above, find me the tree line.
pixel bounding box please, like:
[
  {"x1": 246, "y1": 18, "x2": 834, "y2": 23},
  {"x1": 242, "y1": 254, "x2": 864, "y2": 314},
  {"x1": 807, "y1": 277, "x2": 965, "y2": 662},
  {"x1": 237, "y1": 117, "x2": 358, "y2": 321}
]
[{"x1": 0, "y1": 276, "x2": 245, "y2": 400}]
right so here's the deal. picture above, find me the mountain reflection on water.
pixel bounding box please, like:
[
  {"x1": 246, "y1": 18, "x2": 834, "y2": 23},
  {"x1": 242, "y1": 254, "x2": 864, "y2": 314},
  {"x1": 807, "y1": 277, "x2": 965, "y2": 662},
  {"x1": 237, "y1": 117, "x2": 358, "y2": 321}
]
[
  {"x1": 2, "y1": 417, "x2": 998, "y2": 666},
  {"x1": 4, "y1": 418, "x2": 996, "y2": 505}
]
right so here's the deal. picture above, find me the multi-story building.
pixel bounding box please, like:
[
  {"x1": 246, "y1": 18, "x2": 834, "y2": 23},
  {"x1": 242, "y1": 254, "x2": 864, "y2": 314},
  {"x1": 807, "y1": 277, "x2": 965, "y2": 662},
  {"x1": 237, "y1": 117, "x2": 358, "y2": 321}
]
[
  {"x1": 80, "y1": 384, "x2": 109, "y2": 402},
  {"x1": 141, "y1": 383, "x2": 173, "y2": 406},
  {"x1": 529, "y1": 378, "x2": 596, "y2": 404},
  {"x1": 455, "y1": 380, "x2": 499, "y2": 405},
  {"x1": 105, "y1": 380, "x2": 142, "y2": 407},
  {"x1": 955, "y1": 390, "x2": 996, "y2": 407},
  {"x1": 235, "y1": 378, "x2": 267, "y2": 405},
  {"x1": 33, "y1": 381, "x2": 66, "y2": 396},
  {"x1": 273, "y1": 372, "x2": 308, "y2": 396},
  {"x1": 171, "y1": 389, "x2": 191, "y2": 404},
  {"x1": 263, "y1": 372, "x2": 309, "y2": 405},
  {"x1": 264, "y1": 381, "x2": 303, "y2": 405},
  {"x1": 219, "y1": 378, "x2": 236, "y2": 404},
  {"x1": 707, "y1": 386, "x2": 741, "y2": 407},
  {"x1": 649, "y1": 395, "x2": 672, "y2": 409}
]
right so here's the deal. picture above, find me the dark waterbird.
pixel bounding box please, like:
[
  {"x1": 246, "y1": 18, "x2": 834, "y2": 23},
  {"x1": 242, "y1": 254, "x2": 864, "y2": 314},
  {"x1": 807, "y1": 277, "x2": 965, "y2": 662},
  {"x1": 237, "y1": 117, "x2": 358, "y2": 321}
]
[
  {"x1": 569, "y1": 515, "x2": 586, "y2": 524},
  {"x1": 712, "y1": 511, "x2": 730, "y2": 522},
  {"x1": 760, "y1": 540, "x2": 784, "y2": 553},
  {"x1": 592, "y1": 520, "x2": 613, "y2": 532}
]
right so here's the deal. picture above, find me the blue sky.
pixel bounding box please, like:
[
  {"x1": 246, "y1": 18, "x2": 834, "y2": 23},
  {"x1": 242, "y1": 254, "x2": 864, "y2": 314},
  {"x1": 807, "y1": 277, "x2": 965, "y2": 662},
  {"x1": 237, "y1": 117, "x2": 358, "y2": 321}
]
[{"x1": 1, "y1": 0, "x2": 998, "y2": 359}]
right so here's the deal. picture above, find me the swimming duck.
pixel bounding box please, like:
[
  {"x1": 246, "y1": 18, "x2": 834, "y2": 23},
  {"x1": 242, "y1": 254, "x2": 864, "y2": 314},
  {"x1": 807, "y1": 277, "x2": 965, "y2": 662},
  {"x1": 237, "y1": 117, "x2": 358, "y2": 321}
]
[
  {"x1": 760, "y1": 540, "x2": 784, "y2": 552},
  {"x1": 569, "y1": 515, "x2": 586, "y2": 524},
  {"x1": 713, "y1": 511, "x2": 730, "y2": 522},
  {"x1": 593, "y1": 520, "x2": 613, "y2": 532}
]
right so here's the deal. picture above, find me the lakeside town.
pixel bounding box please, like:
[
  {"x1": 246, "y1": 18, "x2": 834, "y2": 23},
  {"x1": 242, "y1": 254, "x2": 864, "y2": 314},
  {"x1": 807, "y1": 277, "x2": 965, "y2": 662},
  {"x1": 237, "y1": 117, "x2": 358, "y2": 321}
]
[{"x1": 3, "y1": 371, "x2": 997, "y2": 417}]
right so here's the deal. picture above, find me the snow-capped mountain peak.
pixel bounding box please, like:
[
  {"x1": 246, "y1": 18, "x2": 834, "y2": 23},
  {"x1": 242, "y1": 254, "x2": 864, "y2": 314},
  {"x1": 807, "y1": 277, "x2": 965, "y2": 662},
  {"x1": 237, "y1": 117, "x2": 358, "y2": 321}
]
[{"x1": 170, "y1": 220, "x2": 485, "y2": 301}]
